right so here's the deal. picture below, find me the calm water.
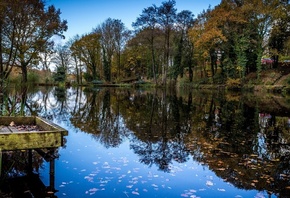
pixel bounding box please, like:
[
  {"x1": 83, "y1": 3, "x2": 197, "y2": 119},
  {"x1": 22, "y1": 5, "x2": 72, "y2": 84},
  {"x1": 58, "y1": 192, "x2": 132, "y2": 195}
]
[{"x1": 1, "y1": 86, "x2": 290, "y2": 198}]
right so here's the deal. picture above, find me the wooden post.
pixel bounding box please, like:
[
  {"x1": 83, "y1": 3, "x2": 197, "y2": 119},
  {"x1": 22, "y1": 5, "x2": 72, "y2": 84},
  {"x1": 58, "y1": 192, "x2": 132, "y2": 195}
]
[
  {"x1": 49, "y1": 149, "x2": 56, "y2": 193},
  {"x1": 0, "y1": 149, "x2": 2, "y2": 177}
]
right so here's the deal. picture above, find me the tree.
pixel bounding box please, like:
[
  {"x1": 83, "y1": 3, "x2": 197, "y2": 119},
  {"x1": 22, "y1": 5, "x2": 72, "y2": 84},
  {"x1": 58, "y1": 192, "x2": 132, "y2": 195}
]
[
  {"x1": 111, "y1": 20, "x2": 131, "y2": 80},
  {"x1": 268, "y1": 0, "x2": 290, "y2": 67},
  {"x1": 172, "y1": 10, "x2": 195, "y2": 81},
  {"x1": 94, "y1": 18, "x2": 128, "y2": 82},
  {"x1": 123, "y1": 29, "x2": 163, "y2": 79},
  {"x1": 0, "y1": 0, "x2": 67, "y2": 83},
  {"x1": 39, "y1": 46, "x2": 54, "y2": 71},
  {"x1": 133, "y1": 5, "x2": 159, "y2": 84},
  {"x1": 53, "y1": 65, "x2": 66, "y2": 83},
  {"x1": 53, "y1": 44, "x2": 72, "y2": 74},
  {"x1": 189, "y1": 0, "x2": 282, "y2": 81},
  {"x1": 245, "y1": 0, "x2": 276, "y2": 78},
  {"x1": 189, "y1": 6, "x2": 227, "y2": 79},
  {"x1": 70, "y1": 33, "x2": 102, "y2": 82},
  {"x1": 68, "y1": 35, "x2": 83, "y2": 84},
  {"x1": 157, "y1": 0, "x2": 177, "y2": 85}
]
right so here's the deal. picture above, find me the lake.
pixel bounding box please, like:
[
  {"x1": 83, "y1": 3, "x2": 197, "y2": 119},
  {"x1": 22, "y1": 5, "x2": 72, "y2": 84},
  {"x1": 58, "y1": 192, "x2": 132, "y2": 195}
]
[{"x1": 1, "y1": 86, "x2": 290, "y2": 198}]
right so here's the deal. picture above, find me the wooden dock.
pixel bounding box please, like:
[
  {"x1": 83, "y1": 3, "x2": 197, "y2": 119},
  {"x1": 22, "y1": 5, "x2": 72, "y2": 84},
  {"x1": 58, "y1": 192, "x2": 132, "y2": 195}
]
[{"x1": 0, "y1": 116, "x2": 68, "y2": 151}]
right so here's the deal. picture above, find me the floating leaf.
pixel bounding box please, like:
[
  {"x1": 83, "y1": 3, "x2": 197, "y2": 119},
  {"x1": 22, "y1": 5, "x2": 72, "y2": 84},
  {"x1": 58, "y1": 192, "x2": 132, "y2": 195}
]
[
  {"x1": 206, "y1": 181, "x2": 213, "y2": 186},
  {"x1": 132, "y1": 191, "x2": 140, "y2": 195},
  {"x1": 126, "y1": 185, "x2": 133, "y2": 189}
]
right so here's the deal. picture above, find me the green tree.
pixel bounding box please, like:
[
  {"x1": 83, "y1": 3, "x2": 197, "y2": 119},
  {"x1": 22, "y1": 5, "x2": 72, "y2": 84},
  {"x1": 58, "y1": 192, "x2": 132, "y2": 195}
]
[
  {"x1": 172, "y1": 10, "x2": 195, "y2": 81},
  {"x1": 157, "y1": 0, "x2": 177, "y2": 85},
  {"x1": 53, "y1": 65, "x2": 66, "y2": 83},
  {"x1": 111, "y1": 20, "x2": 131, "y2": 80},
  {"x1": 133, "y1": 5, "x2": 159, "y2": 84},
  {"x1": 53, "y1": 44, "x2": 72, "y2": 74},
  {"x1": 246, "y1": 0, "x2": 275, "y2": 79}
]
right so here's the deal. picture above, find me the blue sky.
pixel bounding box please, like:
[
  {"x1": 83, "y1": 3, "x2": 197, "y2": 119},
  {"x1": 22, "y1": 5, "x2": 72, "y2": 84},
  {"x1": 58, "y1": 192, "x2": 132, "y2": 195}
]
[{"x1": 48, "y1": 0, "x2": 221, "y2": 41}]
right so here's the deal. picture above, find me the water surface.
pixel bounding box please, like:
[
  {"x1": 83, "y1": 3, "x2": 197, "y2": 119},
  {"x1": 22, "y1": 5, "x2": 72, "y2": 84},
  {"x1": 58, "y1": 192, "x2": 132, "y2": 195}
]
[{"x1": 1, "y1": 87, "x2": 290, "y2": 198}]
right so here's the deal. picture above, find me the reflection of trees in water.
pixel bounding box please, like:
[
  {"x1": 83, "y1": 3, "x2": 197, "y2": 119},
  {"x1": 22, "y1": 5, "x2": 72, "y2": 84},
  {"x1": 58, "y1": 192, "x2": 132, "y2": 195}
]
[
  {"x1": 185, "y1": 92, "x2": 290, "y2": 197},
  {"x1": 127, "y1": 89, "x2": 192, "y2": 172},
  {"x1": 97, "y1": 89, "x2": 128, "y2": 148},
  {"x1": 4, "y1": 87, "x2": 290, "y2": 196},
  {"x1": 70, "y1": 88, "x2": 130, "y2": 148},
  {"x1": 1, "y1": 150, "x2": 44, "y2": 178}
]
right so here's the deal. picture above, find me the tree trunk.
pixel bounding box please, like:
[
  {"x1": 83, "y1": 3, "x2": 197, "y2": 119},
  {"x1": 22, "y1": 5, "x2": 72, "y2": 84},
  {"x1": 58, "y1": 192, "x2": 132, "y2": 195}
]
[
  {"x1": 150, "y1": 37, "x2": 157, "y2": 85},
  {"x1": 272, "y1": 55, "x2": 279, "y2": 69},
  {"x1": 188, "y1": 66, "x2": 193, "y2": 82},
  {"x1": 21, "y1": 64, "x2": 28, "y2": 83},
  {"x1": 0, "y1": 20, "x2": 2, "y2": 81}
]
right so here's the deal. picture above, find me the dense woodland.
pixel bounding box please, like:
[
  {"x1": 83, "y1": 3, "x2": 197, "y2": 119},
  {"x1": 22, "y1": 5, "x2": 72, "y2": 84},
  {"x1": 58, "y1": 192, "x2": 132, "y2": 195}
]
[{"x1": 0, "y1": 0, "x2": 289, "y2": 87}]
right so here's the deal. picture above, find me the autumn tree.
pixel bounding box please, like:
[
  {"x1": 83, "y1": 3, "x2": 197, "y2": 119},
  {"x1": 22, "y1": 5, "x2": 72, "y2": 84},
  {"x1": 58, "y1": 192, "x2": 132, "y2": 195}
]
[
  {"x1": 68, "y1": 35, "x2": 83, "y2": 84},
  {"x1": 94, "y1": 18, "x2": 129, "y2": 82},
  {"x1": 189, "y1": 0, "x2": 285, "y2": 81},
  {"x1": 0, "y1": 0, "x2": 67, "y2": 83},
  {"x1": 123, "y1": 28, "x2": 163, "y2": 79},
  {"x1": 268, "y1": 0, "x2": 290, "y2": 67},
  {"x1": 189, "y1": 7, "x2": 227, "y2": 79},
  {"x1": 70, "y1": 33, "x2": 102, "y2": 82}
]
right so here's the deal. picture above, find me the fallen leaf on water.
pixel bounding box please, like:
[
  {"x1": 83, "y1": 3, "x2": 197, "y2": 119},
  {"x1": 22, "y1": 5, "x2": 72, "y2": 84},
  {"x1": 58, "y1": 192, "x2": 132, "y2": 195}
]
[
  {"x1": 206, "y1": 181, "x2": 213, "y2": 186},
  {"x1": 152, "y1": 184, "x2": 158, "y2": 188},
  {"x1": 89, "y1": 188, "x2": 98, "y2": 192},
  {"x1": 126, "y1": 185, "x2": 133, "y2": 189},
  {"x1": 132, "y1": 191, "x2": 140, "y2": 195}
]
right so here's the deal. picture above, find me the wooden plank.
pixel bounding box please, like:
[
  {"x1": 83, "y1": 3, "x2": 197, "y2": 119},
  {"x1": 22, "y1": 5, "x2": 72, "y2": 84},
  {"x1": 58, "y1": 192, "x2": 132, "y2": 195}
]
[
  {"x1": 0, "y1": 126, "x2": 12, "y2": 133},
  {"x1": 0, "y1": 116, "x2": 35, "y2": 125},
  {"x1": 0, "y1": 131, "x2": 64, "y2": 150},
  {"x1": 35, "y1": 117, "x2": 67, "y2": 135}
]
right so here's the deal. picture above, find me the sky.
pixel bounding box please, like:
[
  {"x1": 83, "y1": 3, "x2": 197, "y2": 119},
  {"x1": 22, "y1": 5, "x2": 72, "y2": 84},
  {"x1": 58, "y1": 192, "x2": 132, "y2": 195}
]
[{"x1": 47, "y1": 0, "x2": 221, "y2": 41}]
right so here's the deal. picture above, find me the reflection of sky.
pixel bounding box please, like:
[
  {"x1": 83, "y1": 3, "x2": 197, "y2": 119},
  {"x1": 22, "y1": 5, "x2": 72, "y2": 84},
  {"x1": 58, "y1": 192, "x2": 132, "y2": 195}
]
[
  {"x1": 42, "y1": 127, "x2": 271, "y2": 198},
  {"x1": 35, "y1": 89, "x2": 276, "y2": 198},
  {"x1": 257, "y1": 132, "x2": 268, "y2": 159}
]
